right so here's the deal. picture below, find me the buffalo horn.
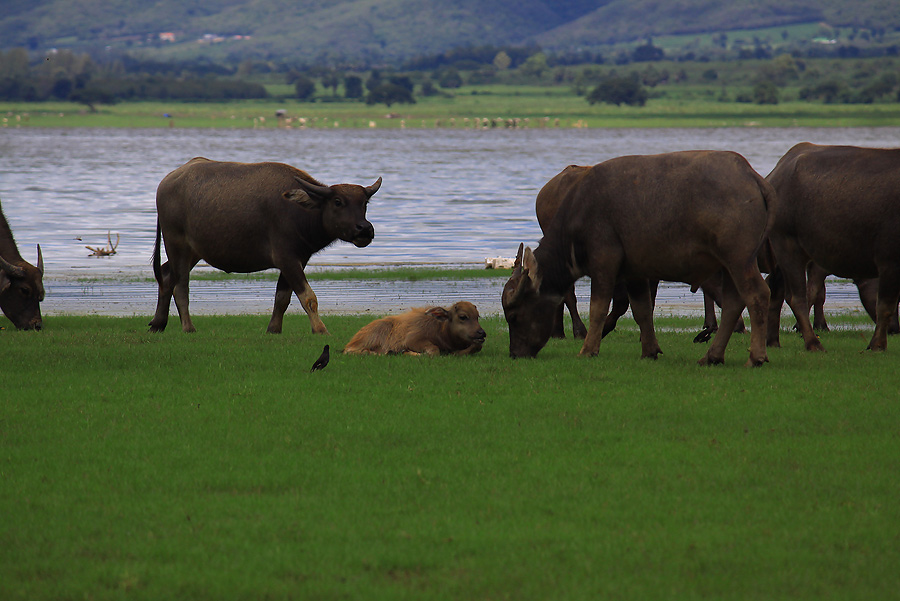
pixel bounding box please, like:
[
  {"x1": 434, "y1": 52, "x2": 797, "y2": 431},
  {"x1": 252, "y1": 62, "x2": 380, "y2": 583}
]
[
  {"x1": 37, "y1": 244, "x2": 43, "y2": 275},
  {"x1": 0, "y1": 253, "x2": 25, "y2": 278},
  {"x1": 365, "y1": 177, "x2": 383, "y2": 198},
  {"x1": 511, "y1": 243, "x2": 524, "y2": 277},
  {"x1": 293, "y1": 176, "x2": 334, "y2": 200}
]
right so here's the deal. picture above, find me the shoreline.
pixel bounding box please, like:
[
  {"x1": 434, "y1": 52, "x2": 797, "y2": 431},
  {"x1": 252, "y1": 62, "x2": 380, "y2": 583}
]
[{"x1": 41, "y1": 275, "x2": 872, "y2": 320}]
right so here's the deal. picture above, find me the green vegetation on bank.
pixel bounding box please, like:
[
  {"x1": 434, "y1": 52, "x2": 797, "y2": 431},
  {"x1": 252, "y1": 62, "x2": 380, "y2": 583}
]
[
  {"x1": 5, "y1": 93, "x2": 900, "y2": 129},
  {"x1": 2, "y1": 313, "x2": 899, "y2": 600}
]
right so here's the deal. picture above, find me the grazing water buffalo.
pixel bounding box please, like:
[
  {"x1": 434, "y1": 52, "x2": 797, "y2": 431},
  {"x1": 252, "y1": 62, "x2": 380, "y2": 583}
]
[
  {"x1": 0, "y1": 199, "x2": 44, "y2": 331},
  {"x1": 766, "y1": 143, "x2": 900, "y2": 351},
  {"x1": 149, "y1": 157, "x2": 381, "y2": 334},
  {"x1": 343, "y1": 301, "x2": 486, "y2": 356},
  {"x1": 539, "y1": 167, "x2": 740, "y2": 344},
  {"x1": 502, "y1": 151, "x2": 774, "y2": 366}
]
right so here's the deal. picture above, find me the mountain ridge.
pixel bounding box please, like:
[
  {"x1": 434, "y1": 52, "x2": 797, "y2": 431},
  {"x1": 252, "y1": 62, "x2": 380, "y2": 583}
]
[{"x1": 2, "y1": 0, "x2": 897, "y2": 64}]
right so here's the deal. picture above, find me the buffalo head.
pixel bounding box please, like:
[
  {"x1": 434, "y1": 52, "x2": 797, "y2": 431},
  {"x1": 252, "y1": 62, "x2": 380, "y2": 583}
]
[
  {"x1": 285, "y1": 176, "x2": 381, "y2": 247},
  {"x1": 0, "y1": 245, "x2": 44, "y2": 331},
  {"x1": 428, "y1": 301, "x2": 487, "y2": 350},
  {"x1": 501, "y1": 244, "x2": 561, "y2": 358}
]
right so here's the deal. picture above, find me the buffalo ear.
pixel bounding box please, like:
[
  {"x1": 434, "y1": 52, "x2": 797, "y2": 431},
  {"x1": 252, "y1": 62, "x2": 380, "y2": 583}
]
[
  {"x1": 522, "y1": 246, "x2": 542, "y2": 291},
  {"x1": 283, "y1": 188, "x2": 317, "y2": 207},
  {"x1": 284, "y1": 176, "x2": 334, "y2": 208},
  {"x1": 425, "y1": 307, "x2": 450, "y2": 321}
]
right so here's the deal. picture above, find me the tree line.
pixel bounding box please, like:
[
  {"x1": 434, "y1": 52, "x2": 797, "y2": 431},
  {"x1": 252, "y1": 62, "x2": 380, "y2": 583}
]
[{"x1": 2, "y1": 39, "x2": 899, "y2": 109}]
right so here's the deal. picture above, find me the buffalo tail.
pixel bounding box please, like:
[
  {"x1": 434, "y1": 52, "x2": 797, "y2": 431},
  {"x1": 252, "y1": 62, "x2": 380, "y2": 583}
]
[{"x1": 152, "y1": 218, "x2": 162, "y2": 284}]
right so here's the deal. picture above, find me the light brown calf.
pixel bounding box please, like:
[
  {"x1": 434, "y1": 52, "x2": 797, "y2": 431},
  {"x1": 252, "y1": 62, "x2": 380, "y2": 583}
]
[{"x1": 343, "y1": 301, "x2": 486, "y2": 356}]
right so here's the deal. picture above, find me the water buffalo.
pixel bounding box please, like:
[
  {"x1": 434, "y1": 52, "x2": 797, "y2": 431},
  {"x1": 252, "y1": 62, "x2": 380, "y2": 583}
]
[
  {"x1": 502, "y1": 151, "x2": 774, "y2": 366},
  {"x1": 0, "y1": 199, "x2": 44, "y2": 331},
  {"x1": 343, "y1": 301, "x2": 486, "y2": 356},
  {"x1": 766, "y1": 143, "x2": 900, "y2": 351},
  {"x1": 149, "y1": 157, "x2": 381, "y2": 334},
  {"x1": 538, "y1": 166, "x2": 739, "y2": 344}
]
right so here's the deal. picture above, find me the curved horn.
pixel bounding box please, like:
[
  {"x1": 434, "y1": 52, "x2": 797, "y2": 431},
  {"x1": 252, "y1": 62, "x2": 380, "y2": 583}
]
[
  {"x1": 365, "y1": 177, "x2": 383, "y2": 198},
  {"x1": 0, "y1": 253, "x2": 25, "y2": 278},
  {"x1": 293, "y1": 176, "x2": 334, "y2": 200},
  {"x1": 36, "y1": 244, "x2": 43, "y2": 275}
]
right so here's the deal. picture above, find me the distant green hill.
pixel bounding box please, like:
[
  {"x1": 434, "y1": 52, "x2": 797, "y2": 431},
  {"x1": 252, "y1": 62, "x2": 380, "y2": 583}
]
[
  {"x1": 536, "y1": 0, "x2": 899, "y2": 47},
  {"x1": 2, "y1": 0, "x2": 898, "y2": 64}
]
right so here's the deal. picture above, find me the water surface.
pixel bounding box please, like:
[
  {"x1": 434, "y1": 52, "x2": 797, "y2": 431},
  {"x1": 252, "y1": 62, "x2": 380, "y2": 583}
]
[{"x1": 1, "y1": 126, "x2": 894, "y2": 316}]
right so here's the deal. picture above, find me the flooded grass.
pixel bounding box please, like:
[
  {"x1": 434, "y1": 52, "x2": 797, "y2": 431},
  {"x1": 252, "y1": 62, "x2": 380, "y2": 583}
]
[{"x1": 2, "y1": 314, "x2": 898, "y2": 600}]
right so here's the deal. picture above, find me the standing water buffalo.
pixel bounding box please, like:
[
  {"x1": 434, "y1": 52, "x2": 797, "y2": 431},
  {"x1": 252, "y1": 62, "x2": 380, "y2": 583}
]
[
  {"x1": 503, "y1": 151, "x2": 774, "y2": 366},
  {"x1": 0, "y1": 198, "x2": 44, "y2": 331},
  {"x1": 766, "y1": 143, "x2": 900, "y2": 351},
  {"x1": 149, "y1": 158, "x2": 381, "y2": 334},
  {"x1": 537, "y1": 165, "x2": 742, "y2": 343}
]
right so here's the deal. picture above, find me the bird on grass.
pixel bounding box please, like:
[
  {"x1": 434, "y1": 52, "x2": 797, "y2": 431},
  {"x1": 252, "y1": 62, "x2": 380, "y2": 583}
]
[{"x1": 310, "y1": 344, "x2": 330, "y2": 372}]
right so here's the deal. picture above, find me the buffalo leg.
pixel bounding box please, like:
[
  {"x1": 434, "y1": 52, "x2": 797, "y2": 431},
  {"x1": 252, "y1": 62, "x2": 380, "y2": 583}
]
[
  {"x1": 551, "y1": 285, "x2": 583, "y2": 338},
  {"x1": 149, "y1": 260, "x2": 174, "y2": 332},
  {"x1": 694, "y1": 287, "x2": 719, "y2": 343},
  {"x1": 625, "y1": 279, "x2": 662, "y2": 359},
  {"x1": 699, "y1": 279, "x2": 742, "y2": 365},
  {"x1": 807, "y1": 264, "x2": 830, "y2": 331},
  {"x1": 566, "y1": 287, "x2": 588, "y2": 339},
  {"x1": 856, "y1": 278, "x2": 900, "y2": 334},
  {"x1": 765, "y1": 269, "x2": 785, "y2": 348},
  {"x1": 280, "y1": 264, "x2": 329, "y2": 335},
  {"x1": 267, "y1": 274, "x2": 293, "y2": 334},
  {"x1": 601, "y1": 282, "x2": 629, "y2": 338},
  {"x1": 772, "y1": 242, "x2": 824, "y2": 352},
  {"x1": 867, "y1": 269, "x2": 900, "y2": 351},
  {"x1": 578, "y1": 278, "x2": 615, "y2": 357},
  {"x1": 703, "y1": 265, "x2": 768, "y2": 367},
  {"x1": 171, "y1": 258, "x2": 200, "y2": 333}
]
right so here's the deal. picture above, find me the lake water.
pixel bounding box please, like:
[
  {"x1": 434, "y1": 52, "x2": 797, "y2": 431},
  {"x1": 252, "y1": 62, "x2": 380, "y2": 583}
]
[{"x1": 1, "y1": 126, "x2": 896, "y2": 317}]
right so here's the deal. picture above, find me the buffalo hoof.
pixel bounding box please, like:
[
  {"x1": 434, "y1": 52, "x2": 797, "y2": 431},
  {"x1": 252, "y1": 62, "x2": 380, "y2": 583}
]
[
  {"x1": 693, "y1": 327, "x2": 715, "y2": 344},
  {"x1": 573, "y1": 325, "x2": 588, "y2": 339},
  {"x1": 148, "y1": 321, "x2": 166, "y2": 333},
  {"x1": 866, "y1": 342, "x2": 887, "y2": 352},
  {"x1": 745, "y1": 355, "x2": 769, "y2": 367},
  {"x1": 266, "y1": 326, "x2": 283, "y2": 334},
  {"x1": 805, "y1": 339, "x2": 825, "y2": 352},
  {"x1": 698, "y1": 354, "x2": 724, "y2": 366}
]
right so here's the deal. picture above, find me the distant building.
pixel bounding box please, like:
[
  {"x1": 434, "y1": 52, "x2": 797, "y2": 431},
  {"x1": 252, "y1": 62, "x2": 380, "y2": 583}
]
[{"x1": 159, "y1": 32, "x2": 176, "y2": 42}]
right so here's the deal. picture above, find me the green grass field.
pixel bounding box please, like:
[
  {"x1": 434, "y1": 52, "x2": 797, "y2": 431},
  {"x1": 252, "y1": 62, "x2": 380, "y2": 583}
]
[
  {"x1": 4, "y1": 92, "x2": 900, "y2": 129},
  {"x1": 2, "y1": 313, "x2": 898, "y2": 600}
]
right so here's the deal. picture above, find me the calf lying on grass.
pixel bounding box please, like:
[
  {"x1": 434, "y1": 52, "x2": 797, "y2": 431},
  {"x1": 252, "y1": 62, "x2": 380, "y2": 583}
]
[{"x1": 343, "y1": 301, "x2": 486, "y2": 356}]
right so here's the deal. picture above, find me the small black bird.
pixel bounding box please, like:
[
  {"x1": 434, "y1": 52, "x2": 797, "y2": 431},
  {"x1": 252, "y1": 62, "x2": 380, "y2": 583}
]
[{"x1": 310, "y1": 344, "x2": 330, "y2": 372}]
